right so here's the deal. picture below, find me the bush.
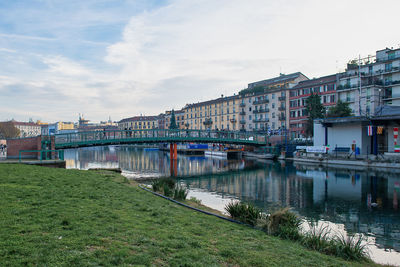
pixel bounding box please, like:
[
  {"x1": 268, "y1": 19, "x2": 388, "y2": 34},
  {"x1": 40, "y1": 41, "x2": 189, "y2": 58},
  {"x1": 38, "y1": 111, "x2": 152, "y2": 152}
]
[
  {"x1": 151, "y1": 178, "x2": 188, "y2": 200},
  {"x1": 265, "y1": 208, "x2": 301, "y2": 240},
  {"x1": 331, "y1": 233, "x2": 370, "y2": 261},
  {"x1": 151, "y1": 178, "x2": 175, "y2": 193},
  {"x1": 225, "y1": 201, "x2": 261, "y2": 226},
  {"x1": 173, "y1": 186, "x2": 188, "y2": 201},
  {"x1": 301, "y1": 224, "x2": 332, "y2": 252}
]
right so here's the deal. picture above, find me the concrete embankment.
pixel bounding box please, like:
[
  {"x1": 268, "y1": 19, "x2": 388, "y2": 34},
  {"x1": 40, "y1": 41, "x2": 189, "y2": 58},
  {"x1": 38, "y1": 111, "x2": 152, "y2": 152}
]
[{"x1": 291, "y1": 156, "x2": 400, "y2": 171}]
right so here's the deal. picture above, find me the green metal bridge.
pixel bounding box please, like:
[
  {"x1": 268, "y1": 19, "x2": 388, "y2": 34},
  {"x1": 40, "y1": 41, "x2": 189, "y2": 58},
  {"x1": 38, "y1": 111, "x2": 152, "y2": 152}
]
[{"x1": 54, "y1": 129, "x2": 268, "y2": 149}]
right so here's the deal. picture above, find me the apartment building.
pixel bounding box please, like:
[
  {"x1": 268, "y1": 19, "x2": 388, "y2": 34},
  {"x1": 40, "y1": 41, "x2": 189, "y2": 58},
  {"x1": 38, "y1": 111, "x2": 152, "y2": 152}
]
[
  {"x1": 118, "y1": 116, "x2": 159, "y2": 130},
  {"x1": 289, "y1": 74, "x2": 338, "y2": 138},
  {"x1": 183, "y1": 95, "x2": 240, "y2": 131},
  {"x1": 338, "y1": 47, "x2": 400, "y2": 116},
  {"x1": 239, "y1": 72, "x2": 308, "y2": 132},
  {"x1": 10, "y1": 121, "x2": 42, "y2": 137},
  {"x1": 164, "y1": 110, "x2": 186, "y2": 129}
]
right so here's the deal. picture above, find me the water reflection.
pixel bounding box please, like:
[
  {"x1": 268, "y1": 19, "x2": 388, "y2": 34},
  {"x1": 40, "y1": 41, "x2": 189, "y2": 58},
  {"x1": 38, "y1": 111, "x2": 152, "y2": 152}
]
[
  {"x1": 64, "y1": 145, "x2": 400, "y2": 265},
  {"x1": 65, "y1": 145, "x2": 256, "y2": 177}
]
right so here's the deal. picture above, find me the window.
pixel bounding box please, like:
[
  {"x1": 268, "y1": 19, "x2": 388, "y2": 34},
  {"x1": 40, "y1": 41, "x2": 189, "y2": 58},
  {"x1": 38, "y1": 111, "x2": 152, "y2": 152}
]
[
  {"x1": 272, "y1": 93, "x2": 275, "y2": 99},
  {"x1": 272, "y1": 103, "x2": 275, "y2": 108},
  {"x1": 385, "y1": 63, "x2": 392, "y2": 72}
]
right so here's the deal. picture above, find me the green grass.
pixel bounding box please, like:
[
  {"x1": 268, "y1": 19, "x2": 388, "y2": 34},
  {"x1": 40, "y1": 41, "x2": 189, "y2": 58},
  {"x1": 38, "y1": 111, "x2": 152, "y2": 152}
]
[{"x1": 0, "y1": 164, "x2": 380, "y2": 266}]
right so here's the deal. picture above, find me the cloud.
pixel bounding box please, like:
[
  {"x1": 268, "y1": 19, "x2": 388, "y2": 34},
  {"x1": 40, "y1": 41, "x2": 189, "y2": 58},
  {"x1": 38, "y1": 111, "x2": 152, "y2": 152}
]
[{"x1": 1, "y1": 0, "x2": 400, "y2": 122}]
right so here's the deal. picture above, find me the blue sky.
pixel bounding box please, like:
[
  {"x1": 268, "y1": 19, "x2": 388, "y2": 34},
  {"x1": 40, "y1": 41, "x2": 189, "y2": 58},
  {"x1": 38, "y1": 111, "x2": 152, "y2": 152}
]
[{"x1": 1, "y1": 0, "x2": 400, "y2": 123}]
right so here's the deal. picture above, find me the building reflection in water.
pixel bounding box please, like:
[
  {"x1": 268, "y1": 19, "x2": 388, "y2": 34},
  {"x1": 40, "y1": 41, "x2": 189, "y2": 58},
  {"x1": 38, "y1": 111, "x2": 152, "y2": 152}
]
[
  {"x1": 64, "y1": 145, "x2": 400, "y2": 265},
  {"x1": 65, "y1": 145, "x2": 256, "y2": 177}
]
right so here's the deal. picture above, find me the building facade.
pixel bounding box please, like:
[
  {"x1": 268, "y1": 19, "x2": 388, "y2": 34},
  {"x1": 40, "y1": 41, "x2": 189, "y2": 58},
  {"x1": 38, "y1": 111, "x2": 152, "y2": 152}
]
[
  {"x1": 183, "y1": 94, "x2": 240, "y2": 131},
  {"x1": 10, "y1": 121, "x2": 42, "y2": 137},
  {"x1": 239, "y1": 72, "x2": 309, "y2": 132},
  {"x1": 289, "y1": 74, "x2": 338, "y2": 138},
  {"x1": 338, "y1": 47, "x2": 400, "y2": 116},
  {"x1": 164, "y1": 110, "x2": 186, "y2": 129},
  {"x1": 118, "y1": 116, "x2": 159, "y2": 130}
]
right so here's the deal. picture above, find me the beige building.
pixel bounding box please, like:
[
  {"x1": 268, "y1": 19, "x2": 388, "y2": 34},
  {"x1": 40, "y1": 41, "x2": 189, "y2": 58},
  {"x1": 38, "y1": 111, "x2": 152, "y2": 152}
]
[
  {"x1": 164, "y1": 110, "x2": 186, "y2": 129},
  {"x1": 183, "y1": 94, "x2": 240, "y2": 131},
  {"x1": 118, "y1": 116, "x2": 159, "y2": 130}
]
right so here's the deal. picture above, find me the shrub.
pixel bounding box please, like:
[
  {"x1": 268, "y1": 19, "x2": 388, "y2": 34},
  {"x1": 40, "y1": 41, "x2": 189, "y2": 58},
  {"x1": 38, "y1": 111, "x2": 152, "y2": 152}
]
[
  {"x1": 265, "y1": 208, "x2": 301, "y2": 240},
  {"x1": 225, "y1": 201, "x2": 261, "y2": 226},
  {"x1": 189, "y1": 197, "x2": 202, "y2": 205},
  {"x1": 173, "y1": 186, "x2": 188, "y2": 201},
  {"x1": 331, "y1": 233, "x2": 370, "y2": 261},
  {"x1": 151, "y1": 178, "x2": 175, "y2": 193},
  {"x1": 301, "y1": 224, "x2": 332, "y2": 252}
]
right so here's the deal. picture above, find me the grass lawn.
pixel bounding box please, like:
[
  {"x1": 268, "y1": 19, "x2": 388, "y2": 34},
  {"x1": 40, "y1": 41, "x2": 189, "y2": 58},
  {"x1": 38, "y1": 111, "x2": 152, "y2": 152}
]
[{"x1": 0, "y1": 164, "x2": 379, "y2": 266}]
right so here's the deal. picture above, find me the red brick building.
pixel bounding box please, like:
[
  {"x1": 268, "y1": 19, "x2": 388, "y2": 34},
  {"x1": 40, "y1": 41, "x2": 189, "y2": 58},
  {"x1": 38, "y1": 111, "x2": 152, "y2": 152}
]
[{"x1": 289, "y1": 74, "x2": 338, "y2": 138}]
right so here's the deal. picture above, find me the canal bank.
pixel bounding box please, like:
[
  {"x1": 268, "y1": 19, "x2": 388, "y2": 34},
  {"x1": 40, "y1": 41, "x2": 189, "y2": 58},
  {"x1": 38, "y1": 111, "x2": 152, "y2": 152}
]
[
  {"x1": 63, "y1": 145, "x2": 400, "y2": 266},
  {"x1": 290, "y1": 153, "x2": 400, "y2": 171},
  {"x1": 0, "y1": 164, "x2": 373, "y2": 267}
]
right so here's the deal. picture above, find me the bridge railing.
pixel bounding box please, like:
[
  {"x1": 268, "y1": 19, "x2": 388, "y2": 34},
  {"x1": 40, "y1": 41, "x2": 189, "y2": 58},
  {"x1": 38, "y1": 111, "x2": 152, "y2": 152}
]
[{"x1": 54, "y1": 129, "x2": 267, "y2": 146}]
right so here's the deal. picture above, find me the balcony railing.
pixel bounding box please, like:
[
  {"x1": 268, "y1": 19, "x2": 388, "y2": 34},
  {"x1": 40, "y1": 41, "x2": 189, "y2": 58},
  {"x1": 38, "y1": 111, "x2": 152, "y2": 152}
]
[
  {"x1": 384, "y1": 80, "x2": 400, "y2": 86},
  {"x1": 278, "y1": 116, "x2": 286, "y2": 121},
  {"x1": 230, "y1": 118, "x2": 237, "y2": 123},
  {"x1": 253, "y1": 118, "x2": 269, "y2": 123},
  {"x1": 278, "y1": 106, "x2": 285, "y2": 111},
  {"x1": 253, "y1": 99, "x2": 269, "y2": 105},
  {"x1": 239, "y1": 102, "x2": 246, "y2": 107},
  {"x1": 253, "y1": 108, "x2": 267, "y2": 114},
  {"x1": 239, "y1": 120, "x2": 246, "y2": 124},
  {"x1": 239, "y1": 111, "x2": 246, "y2": 115},
  {"x1": 278, "y1": 96, "x2": 286, "y2": 101}
]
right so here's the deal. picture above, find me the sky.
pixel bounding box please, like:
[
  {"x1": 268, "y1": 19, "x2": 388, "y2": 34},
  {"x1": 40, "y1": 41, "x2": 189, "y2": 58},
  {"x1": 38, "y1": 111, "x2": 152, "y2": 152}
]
[{"x1": 1, "y1": 0, "x2": 400, "y2": 123}]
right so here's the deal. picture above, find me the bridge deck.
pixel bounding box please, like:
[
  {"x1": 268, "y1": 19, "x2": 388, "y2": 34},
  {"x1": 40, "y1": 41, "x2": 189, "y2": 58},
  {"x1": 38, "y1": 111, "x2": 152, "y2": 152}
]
[{"x1": 54, "y1": 129, "x2": 267, "y2": 149}]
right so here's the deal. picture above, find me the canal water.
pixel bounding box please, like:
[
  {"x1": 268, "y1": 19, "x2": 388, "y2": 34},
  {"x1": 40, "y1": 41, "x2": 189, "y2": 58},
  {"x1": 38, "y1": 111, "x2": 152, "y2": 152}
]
[{"x1": 65, "y1": 145, "x2": 400, "y2": 266}]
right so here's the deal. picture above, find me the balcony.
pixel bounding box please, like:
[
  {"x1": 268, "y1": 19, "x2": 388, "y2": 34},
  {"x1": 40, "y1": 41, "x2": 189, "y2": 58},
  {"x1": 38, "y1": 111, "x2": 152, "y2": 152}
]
[
  {"x1": 203, "y1": 118, "x2": 213, "y2": 126},
  {"x1": 239, "y1": 120, "x2": 246, "y2": 124},
  {"x1": 239, "y1": 111, "x2": 246, "y2": 115},
  {"x1": 278, "y1": 106, "x2": 285, "y2": 111},
  {"x1": 278, "y1": 115, "x2": 286, "y2": 121},
  {"x1": 253, "y1": 108, "x2": 265, "y2": 114},
  {"x1": 253, "y1": 118, "x2": 269, "y2": 123},
  {"x1": 384, "y1": 80, "x2": 400, "y2": 86},
  {"x1": 239, "y1": 102, "x2": 246, "y2": 107},
  {"x1": 253, "y1": 99, "x2": 269, "y2": 105},
  {"x1": 230, "y1": 118, "x2": 237, "y2": 123},
  {"x1": 278, "y1": 96, "x2": 286, "y2": 101}
]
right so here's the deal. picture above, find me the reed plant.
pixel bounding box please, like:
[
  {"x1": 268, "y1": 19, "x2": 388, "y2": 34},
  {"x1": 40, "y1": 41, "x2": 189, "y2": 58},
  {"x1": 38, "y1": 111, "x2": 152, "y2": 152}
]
[
  {"x1": 265, "y1": 207, "x2": 302, "y2": 240},
  {"x1": 300, "y1": 224, "x2": 332, "y2": 252},
  {"x1": 173, "y1": 186, "x2": 188, "y2": 201},
  {"x1": 331, "y1": 233, "x2": 370, "y2": 261},
  {"x1": 225, "y1": 201, "x2": 261, "y2": 226}
]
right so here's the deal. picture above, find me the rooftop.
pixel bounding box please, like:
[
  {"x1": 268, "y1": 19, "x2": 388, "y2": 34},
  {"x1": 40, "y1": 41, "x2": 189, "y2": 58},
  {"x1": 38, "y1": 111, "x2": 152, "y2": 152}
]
[
  {"x1": 118, "y1": 116, "x2": 160, "y2": 123},
  {"x1": 291, "y1": 74, "x2": 337, "y2": 90},
  {"x1": 184, "y1": 94, "x2": 239, "y2": 109},
  {"x1": 248, "y1": 72, "x2": 306, "y2": 88}
]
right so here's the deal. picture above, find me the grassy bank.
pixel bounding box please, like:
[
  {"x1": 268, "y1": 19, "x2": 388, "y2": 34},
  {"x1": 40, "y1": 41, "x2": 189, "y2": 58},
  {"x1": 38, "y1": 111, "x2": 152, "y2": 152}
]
[{"x1": 0, "y1": 164, "x2": 379, "y2": 266}]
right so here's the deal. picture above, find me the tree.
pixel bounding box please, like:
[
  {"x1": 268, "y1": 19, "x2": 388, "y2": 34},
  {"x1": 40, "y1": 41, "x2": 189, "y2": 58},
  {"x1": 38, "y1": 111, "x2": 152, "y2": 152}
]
[
  {"x1": 326, "y1": 100, "x2": 353, "y2": 118},
  {"x1": 169, "y1": 110, "x2": 178, "y2": 129},
  {"x1": 305, "y1": 93, "x2": 325, "y2": 137},
  {"x1": 0, "y1": 121, "x2": 20, "y2": 138}
]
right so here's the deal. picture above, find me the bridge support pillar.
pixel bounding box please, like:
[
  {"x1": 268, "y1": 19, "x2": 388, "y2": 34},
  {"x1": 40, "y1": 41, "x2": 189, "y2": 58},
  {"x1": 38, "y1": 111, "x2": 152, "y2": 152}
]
[
  {"x1": 170, "y1": 143, "x2": 177, "y2": 160},
  {"x1": 169, "y1": 143, "x2": 178, "y2": 176}
]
